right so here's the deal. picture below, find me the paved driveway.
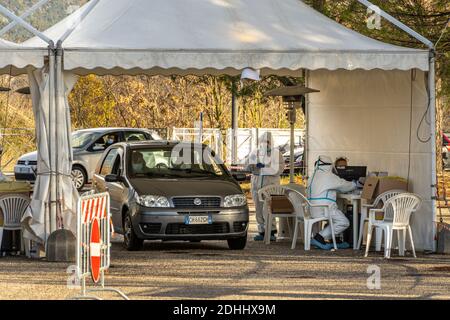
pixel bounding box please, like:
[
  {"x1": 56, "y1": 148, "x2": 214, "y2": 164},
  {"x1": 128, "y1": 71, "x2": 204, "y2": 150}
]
[{"x1": 1, "y1": 204, "x2": 450, "y2": 300}]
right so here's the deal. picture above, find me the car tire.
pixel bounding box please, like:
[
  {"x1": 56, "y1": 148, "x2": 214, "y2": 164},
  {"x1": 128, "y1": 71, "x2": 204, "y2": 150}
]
[
  {"x1": 227, "y1": 234, "x2": 247, "y2": 250},
  {"x1": 123, "y1": 213, "x2": 143, "y2": 251},
  {"x1": 71, "y1": 165, "x2": 87, "y2": 191}
]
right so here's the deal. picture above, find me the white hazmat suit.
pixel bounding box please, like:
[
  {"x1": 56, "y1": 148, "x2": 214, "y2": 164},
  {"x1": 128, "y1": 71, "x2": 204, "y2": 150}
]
[
  {"x1": 246, "y1": 132, "x2": 285, "y2": 236},
  {"x1": 307, "y1": 155, "x2": 356, "y2": 241}
]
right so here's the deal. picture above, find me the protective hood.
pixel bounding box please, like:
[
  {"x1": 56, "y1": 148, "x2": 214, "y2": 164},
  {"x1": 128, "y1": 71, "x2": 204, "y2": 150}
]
[
  {"x1": 315, "y1": 155, "x2": 334, "y2": 173},
  {"x1": 259, "y1": 132, "x2": 273, "y2": 152}
]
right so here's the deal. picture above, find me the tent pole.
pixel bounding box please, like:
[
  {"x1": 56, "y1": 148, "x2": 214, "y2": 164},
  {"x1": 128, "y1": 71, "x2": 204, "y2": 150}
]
[
  {"x1": 289, "y1": 113, "x2": 295, "y2": 184},
  {"x1": 231, "y1": 81, "x2": 238, "y2": 164},
  {"x1": 357, "y1": 0, "x2": 433, "y2": 48},
  {"x1": 55, "y1": 41, "x2": 63, "y2": 226},
  {"x1": 0, "y1": 0, "x2": 50, "y2": 37},
  {"x1": 48, "y1": 46, "x2": 57, "y2": 235},
  {"x1": 58, "y1": 0, "x2": 100, "y2": 44},
  {"x1": 429, "y1": 50, "x2": 437, "y2": 251},
  {"x1": 0, "y1": 4, "x2": 52, "y2": 44}
]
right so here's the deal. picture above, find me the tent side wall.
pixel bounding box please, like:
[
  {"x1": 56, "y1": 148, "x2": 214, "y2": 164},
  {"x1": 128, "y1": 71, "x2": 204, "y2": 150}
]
[{"x1": 307, "y1": 69, "x2": 433, "y2": 251}]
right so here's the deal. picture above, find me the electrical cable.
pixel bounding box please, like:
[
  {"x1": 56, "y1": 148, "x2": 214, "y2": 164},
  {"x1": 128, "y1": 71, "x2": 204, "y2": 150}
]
[{"x1": 417, "y1": 71, "x2": 431, "y2": 143}]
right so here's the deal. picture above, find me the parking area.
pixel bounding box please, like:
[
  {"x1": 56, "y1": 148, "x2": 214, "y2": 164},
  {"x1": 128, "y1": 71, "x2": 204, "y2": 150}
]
[{"x1": 1, "y1": 201, "x2": 450, "y2": 300}]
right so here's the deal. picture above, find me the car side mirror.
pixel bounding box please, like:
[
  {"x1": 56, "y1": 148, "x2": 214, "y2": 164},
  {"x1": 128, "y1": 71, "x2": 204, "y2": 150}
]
[
  {"x1": 105, "y1": 174, "x2": 120, "y2": 183},
  {"x1": 232, "y1": 173, "x2": 247, "y2": 182},
  {"x1": 105, "y1": 174, "x2": 130, "y2": 188},
  {"x1": 92, "y1": 145, "x2": 105, "y2": 151}
]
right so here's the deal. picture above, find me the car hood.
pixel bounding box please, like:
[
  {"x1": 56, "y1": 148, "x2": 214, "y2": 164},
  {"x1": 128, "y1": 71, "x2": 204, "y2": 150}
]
[
  {"x1": 19, "y1": 151, "x2": 37, "y2": 161},
  {"x1": 129, "y1": 178, "x2": 242, "y2": 198}
]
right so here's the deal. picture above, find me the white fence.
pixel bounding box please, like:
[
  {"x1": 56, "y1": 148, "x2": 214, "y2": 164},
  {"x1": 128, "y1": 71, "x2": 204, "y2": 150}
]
[
  {"x1": 171, "y1": 127, "x2": 224, "y2": 159},
  {"x1": 172, "y1": 127, "x2": 305, "y2": 165}
]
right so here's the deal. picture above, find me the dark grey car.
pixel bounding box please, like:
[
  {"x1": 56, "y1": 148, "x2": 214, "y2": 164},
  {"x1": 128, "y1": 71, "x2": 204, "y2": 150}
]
[{"x1": 92, "y1": 141, "x2": 249, "y2": 251}]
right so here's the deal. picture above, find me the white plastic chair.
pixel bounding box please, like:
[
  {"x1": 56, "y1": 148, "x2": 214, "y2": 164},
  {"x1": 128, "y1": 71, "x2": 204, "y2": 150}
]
[
  {"x1": 365, "y1": 193, "x2": 421, "y2": 259},
  {"x1": 258, "y1": 185, "x2": 292, "y2": 245},
  {"x1": 357, "y1": 190, "x2": 405, "y2": 250},
  {"x1": 258, "y1": 184, "x2": 337, "y2": 250},
  {"x1": 0, "y1": 195, "x2": 30, "y2": 255}
]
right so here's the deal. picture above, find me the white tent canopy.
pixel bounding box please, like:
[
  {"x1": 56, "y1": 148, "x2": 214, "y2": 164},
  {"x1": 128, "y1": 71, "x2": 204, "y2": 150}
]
[
  {"x1": 26, "y1": 0, "x2": 429, "y2": 75},
  {"x1": 21, "y1": 0, "x2": 435, "y2": 251},
  {"x1": 0, "y1": 38, "x2": 45, "y2": 74}
]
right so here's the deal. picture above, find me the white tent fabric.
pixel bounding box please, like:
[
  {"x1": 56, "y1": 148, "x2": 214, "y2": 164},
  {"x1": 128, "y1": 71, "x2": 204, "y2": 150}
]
[
  {"x1": 25, "y1": 0, "x2": 429, "y2": 75},
  {"x1": 307, "y1": 69, "x2": 433, "y2": 250},
  {"x1": 21, "y1": 0, "x2": 435, "y2": 251},
  {"x1": 21, "y1": 59, "x2": 79, "y2": 244},
  {"x1": 0, "y1": 38, "x2": 45, "y2": 74}
]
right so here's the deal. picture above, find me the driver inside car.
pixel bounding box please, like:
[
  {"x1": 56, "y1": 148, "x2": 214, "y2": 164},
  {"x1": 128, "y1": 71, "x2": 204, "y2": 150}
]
[{"x1": 131, "y1": 151, "x2": 151, "y2": 174}]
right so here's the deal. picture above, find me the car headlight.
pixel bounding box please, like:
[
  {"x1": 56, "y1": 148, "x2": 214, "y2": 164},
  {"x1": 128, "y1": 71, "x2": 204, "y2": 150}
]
[
  {"x1": 223, "y1": 194, "x2": 247, "y2": 207},
  {"x1": 136, "y1": 195, "x2": 171, "y2": 208}
]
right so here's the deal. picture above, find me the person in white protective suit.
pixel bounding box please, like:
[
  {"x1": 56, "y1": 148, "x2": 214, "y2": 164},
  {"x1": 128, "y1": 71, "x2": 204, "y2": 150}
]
[
  {"x1": 246, "y1": 132, "x2": 285, "y2": 241},
  {"x1": 307, "y1": 155, "x2": 357, "y2": 250}
]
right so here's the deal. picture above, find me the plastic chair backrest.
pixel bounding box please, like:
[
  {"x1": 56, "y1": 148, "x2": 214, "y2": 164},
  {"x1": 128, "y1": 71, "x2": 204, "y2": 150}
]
[
  {"x1": 285, "y1": 188, "x2": 312, "y2": 219},
  {"x1": 373, "y1": 190, "x2": 405, "y2": 220},
  {"x1": 0, "y1": 194, "x2": 30, "y2": 229},
  {"x1": 257, "y1": 184, "x2": 285, "y2": 202},
  {"x1": 373, "y1": 190, "x2": 406, "y2": 207},
  {"x1": 384, "y1": 193, "x2": 422, "y2": 227}
]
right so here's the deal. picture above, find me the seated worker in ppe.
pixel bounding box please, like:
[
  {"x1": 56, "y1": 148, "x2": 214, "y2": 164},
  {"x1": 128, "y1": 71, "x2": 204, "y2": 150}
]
[
  {"x1": 246, "y1": 132, "x2": 284, "y2": 241},
  {"x1": 131, "y1": 151, "x2": 151, "y2": 174},
  {"x1": 307, "y1": 155, "x2": 357, "y2": 250}
]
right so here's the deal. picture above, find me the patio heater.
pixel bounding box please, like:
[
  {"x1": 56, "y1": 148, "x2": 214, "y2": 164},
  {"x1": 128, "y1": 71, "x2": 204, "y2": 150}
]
[{"x1": 264, "y1": 85, "x2": 319, "y2": 184}]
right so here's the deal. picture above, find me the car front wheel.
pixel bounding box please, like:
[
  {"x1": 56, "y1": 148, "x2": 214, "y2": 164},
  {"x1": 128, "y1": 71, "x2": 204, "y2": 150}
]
[
  {"x1": 227, "y1": 234, "x2": 247, "y2": 250},
  {"x1": 123, "y1": 213, "x2": 143, "y2": 251},
  {"x1": 71, "y1": 165, "x2": 87, "y2": 191}
]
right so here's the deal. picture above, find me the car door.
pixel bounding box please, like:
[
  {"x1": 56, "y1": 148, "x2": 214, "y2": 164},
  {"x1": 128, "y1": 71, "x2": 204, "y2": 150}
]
[
  {"x1": 107, "y1": 149, "x2": 127, "y2": 231},
  {"x1": 93, "y1": 148, "x2": 120, "y2": 216},
  {"x1": 93, "y1": 148, "x2": 118, "y2": 190}
]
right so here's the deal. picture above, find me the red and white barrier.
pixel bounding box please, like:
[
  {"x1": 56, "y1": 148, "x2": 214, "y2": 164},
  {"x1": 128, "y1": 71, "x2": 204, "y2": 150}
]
[{"x1": 72, "y1": 192, "x2": 128, "y2": 300}]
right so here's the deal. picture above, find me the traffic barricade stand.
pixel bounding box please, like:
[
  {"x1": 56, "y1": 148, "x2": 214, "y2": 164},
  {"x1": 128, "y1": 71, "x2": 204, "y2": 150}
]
[{"x1": 70, "y1": 192, "x2": 129, "y2": 300}]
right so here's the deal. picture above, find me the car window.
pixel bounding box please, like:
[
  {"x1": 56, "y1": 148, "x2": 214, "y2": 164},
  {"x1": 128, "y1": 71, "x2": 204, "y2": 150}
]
[
  {"x1": 125, "y1": 131, "x2": 149, "y2": 142},
  {"x1": 128, "y1": 146, "x2": 226, "y2": 178},
  {"x1": 111, "y1": 154, "x2": 122, "y2": 175},
  {"x1": 89, "y1": 132, "x2": 121, "y2": 152},
  {"x1": 100, "y1": 149, "x2": 119, "y2": 176},
  {"x1": 72, "y1": 131, "x2": 99, "y2": 149}
]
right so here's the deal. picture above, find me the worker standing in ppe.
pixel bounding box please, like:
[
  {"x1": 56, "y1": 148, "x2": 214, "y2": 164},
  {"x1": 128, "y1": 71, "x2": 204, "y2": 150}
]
[
  {"x1": 307, "y1": 155, "x2": 356, "y2": 250},
  {"x1": 246, "y1": 132, "x2": 285, "y2": 241}
]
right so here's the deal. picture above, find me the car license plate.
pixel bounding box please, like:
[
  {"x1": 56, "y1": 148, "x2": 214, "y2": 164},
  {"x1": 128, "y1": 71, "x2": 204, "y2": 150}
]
[
  {"x1": 184, "y1": 215, "x2": 212, "y2": 225},
  {"x1": 18, "y1": 167, "x2": 30, "y2": 173}
]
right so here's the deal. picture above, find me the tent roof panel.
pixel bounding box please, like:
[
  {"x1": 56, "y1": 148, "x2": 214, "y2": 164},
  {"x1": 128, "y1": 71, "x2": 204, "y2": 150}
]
[{"x1": 26, "y1": 0, "x2": 429, "y2": 74}]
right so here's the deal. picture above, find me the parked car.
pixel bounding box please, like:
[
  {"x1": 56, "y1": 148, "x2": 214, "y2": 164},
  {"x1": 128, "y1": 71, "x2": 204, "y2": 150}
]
[
  {"x1": 92, "y1": 140, "x2": 249, "y2": 251},
  {"x1": 283, "y1": 150, "x2": 305, "y2": 175},
  {"x1": 443, "y1": 132, "x2": 450, "y2": 170},
  {"x1": 14, "y1": 128, "x2": 161, "y2": 190}
]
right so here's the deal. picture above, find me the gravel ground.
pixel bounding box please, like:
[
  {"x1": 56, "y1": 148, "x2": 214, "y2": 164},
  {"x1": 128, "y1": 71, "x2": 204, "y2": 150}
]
[{"x1": 1, "y1": 203, "x2": 450, "y2": 300}]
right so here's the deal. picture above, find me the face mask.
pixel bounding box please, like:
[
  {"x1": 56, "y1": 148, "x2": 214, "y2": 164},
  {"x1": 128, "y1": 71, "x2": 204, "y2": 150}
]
[{"x1": 107, "y1": 139, "x2": 114, "y2": 144}]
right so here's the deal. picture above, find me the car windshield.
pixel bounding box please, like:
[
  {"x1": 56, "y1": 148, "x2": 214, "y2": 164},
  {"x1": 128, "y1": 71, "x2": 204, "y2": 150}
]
[
  {"x1": 128, "y1": 145, "x2": 227, "y2": 179},
  {"x1": 72, "y1": 131, "x2": 100, "y2": 149}
]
